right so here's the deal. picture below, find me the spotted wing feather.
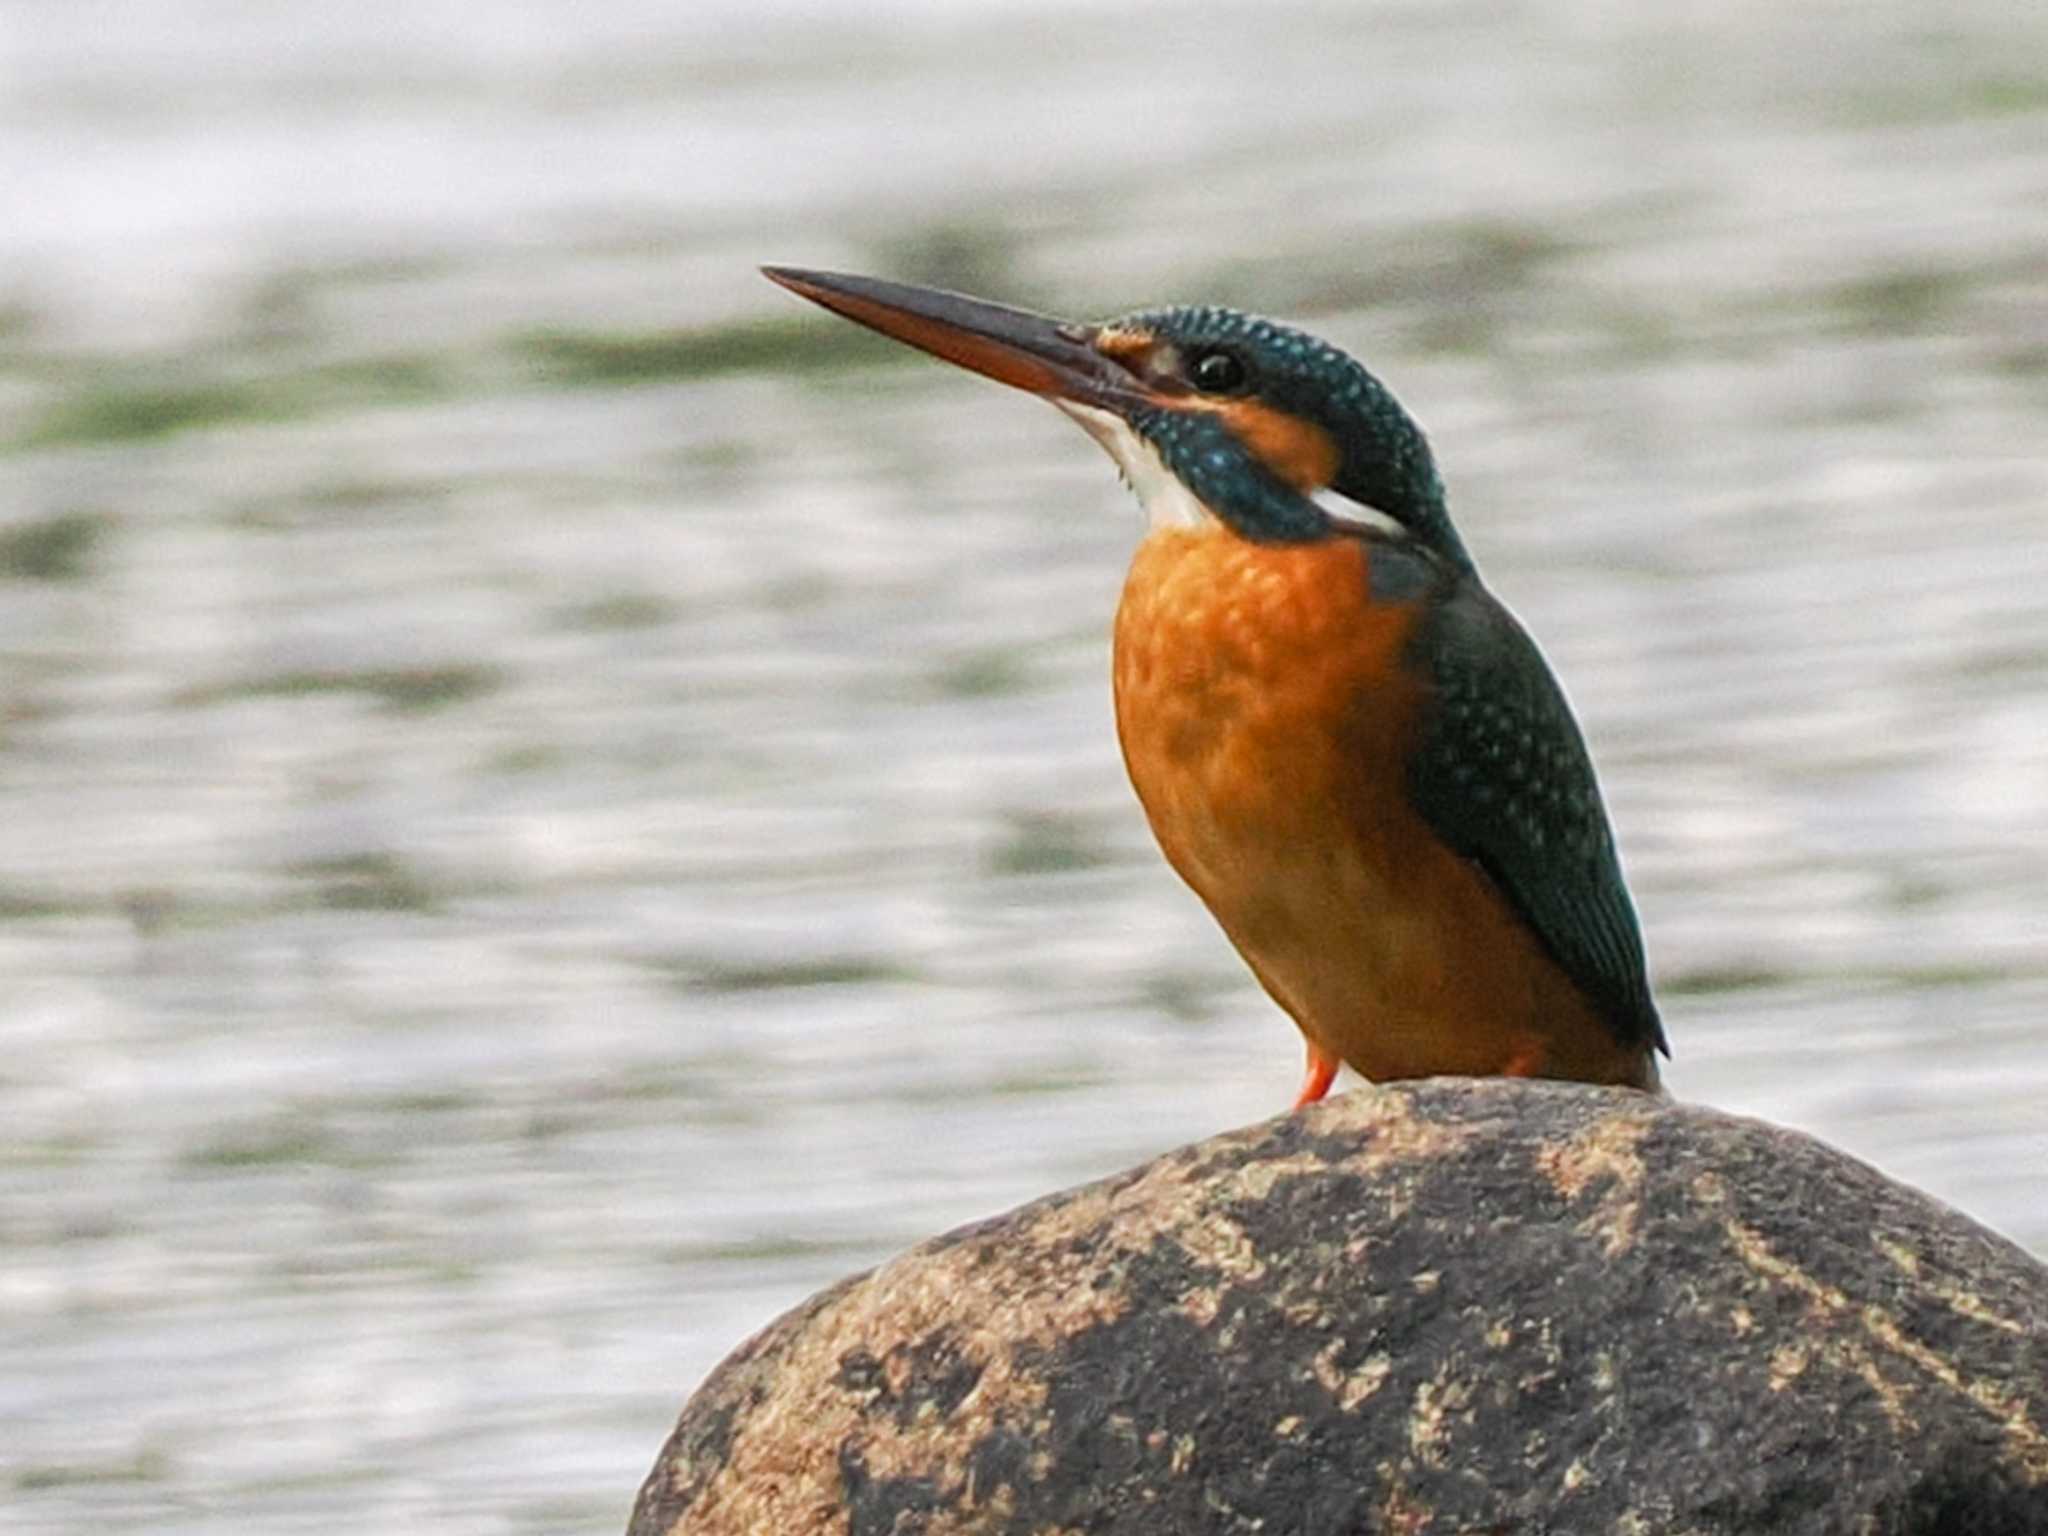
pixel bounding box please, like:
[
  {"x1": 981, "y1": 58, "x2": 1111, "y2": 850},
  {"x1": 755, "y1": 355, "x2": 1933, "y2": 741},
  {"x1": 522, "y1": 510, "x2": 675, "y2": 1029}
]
[{"x1": 1402, "y1": 572, "x2": 1666, "y2": 1056}]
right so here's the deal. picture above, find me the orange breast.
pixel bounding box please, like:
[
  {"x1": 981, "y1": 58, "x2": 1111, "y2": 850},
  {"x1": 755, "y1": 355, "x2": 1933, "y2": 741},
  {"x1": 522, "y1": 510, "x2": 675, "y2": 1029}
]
[{"x1": 1112, "y1": 525, "x2": 1644, "y2": 1087}]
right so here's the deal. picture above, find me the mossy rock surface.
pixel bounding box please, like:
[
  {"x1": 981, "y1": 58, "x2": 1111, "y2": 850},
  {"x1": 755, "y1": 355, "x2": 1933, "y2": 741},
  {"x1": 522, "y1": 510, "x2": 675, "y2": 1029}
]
[{"x1": 630, "y1": 1079, "x2": 2048, "y2": 1535}]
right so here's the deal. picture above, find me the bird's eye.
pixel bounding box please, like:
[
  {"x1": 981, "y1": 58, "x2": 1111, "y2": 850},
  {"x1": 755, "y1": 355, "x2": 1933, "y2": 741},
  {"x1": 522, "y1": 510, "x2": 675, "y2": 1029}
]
[{"x1": 1189, "y1": 349, "x2": 1248, "y2": 394}]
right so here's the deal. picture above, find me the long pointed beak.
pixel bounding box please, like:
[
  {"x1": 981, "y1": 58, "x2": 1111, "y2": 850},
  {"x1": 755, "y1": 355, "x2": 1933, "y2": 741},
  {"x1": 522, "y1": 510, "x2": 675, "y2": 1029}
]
[{"x1": 761, "y1": 267, "x2": 1144, "y2": 410}]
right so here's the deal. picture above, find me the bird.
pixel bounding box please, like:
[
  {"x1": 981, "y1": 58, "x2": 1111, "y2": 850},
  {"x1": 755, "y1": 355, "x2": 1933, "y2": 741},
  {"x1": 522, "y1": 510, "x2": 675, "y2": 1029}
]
[{"x1": 762, "y1": 266, "x2": 1667, "y2": 1103}]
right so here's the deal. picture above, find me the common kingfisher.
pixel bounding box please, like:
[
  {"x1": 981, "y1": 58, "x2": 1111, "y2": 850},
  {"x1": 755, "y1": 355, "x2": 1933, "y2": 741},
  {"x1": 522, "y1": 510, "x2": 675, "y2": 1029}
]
[{"x1": 763, "y1": 267, "x2": 1667, "y2": 1103}]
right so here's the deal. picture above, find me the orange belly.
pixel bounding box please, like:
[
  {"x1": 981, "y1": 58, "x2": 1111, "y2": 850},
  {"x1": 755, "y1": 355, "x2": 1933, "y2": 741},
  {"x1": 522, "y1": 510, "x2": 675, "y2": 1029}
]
[{"x1": 1112, "y1": 525, "x2": 1648, "y2": 1088}]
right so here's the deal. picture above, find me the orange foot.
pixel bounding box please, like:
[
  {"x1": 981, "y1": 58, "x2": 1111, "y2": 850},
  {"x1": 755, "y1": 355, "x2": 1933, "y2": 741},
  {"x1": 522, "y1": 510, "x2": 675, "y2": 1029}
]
[
  {"x1": 1502, "y1": 1039, "x2": 1548, "y2": 1078},
  {"x1": 1292, "y1": 1043, "x2": 1341, "y2": 1109}
]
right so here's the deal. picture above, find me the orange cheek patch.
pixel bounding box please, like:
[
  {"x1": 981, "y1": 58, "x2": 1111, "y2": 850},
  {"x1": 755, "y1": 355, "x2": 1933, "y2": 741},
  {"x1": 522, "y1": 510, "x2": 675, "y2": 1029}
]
[
  {"x1": 1093, "y1": 327, "x2": 1158, "y2": 366},
  {"x1": 1210, "y1": 401, "x2": 1341, "y2": 493}
]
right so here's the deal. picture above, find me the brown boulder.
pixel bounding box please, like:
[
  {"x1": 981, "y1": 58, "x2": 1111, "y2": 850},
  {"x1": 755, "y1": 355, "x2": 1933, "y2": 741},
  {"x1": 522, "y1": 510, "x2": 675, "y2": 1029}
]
[{"x1": 630, "y1": 1079, "x2": 2048, "y2": 1534}]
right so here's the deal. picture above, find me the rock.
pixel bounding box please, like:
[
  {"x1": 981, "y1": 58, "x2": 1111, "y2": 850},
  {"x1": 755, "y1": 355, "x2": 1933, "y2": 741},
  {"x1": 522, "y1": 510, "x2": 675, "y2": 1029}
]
[{"x1": 628, "y1": 1079, "x2": 2048, "y2": 1535}]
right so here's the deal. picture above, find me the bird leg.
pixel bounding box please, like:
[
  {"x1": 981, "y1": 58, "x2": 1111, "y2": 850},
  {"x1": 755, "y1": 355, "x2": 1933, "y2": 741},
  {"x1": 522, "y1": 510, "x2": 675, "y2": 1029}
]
[{"x1": 1292, "y1": 1043, "x2": 1340, "y2": 1109}]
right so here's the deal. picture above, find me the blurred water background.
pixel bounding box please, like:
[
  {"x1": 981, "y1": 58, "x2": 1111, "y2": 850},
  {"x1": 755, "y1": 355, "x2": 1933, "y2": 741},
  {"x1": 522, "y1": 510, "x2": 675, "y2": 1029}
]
[{"x1": 3, "y1": 1, "x2": 2045, "y2": 1530}]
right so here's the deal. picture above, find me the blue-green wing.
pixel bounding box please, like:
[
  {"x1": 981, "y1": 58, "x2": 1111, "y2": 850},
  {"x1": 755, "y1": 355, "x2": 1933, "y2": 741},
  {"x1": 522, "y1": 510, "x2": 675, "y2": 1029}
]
[{"x1": 1402, "y1": 573, "x2": 1666, "y2": 1056}]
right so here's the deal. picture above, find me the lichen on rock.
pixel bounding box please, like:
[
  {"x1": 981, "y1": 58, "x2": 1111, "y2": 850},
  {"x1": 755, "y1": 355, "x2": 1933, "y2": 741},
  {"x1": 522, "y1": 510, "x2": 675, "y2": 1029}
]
[{"x1": 629, "y1": 1079, "x2": 2048, "y2": 1535}]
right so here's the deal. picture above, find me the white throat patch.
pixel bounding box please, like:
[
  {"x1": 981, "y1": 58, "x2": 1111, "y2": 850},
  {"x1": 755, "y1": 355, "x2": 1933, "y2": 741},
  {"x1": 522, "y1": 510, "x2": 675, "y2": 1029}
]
[{"x1": 1053, "y1": 401, "x2": 1216, "y2": 530}]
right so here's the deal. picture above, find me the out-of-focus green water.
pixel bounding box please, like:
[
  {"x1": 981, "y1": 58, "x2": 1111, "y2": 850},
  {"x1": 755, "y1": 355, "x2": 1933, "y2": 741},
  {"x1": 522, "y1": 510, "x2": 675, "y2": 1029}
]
[{"x1": 3, "y1": 2, "x2": 2045, "y2": 1530}]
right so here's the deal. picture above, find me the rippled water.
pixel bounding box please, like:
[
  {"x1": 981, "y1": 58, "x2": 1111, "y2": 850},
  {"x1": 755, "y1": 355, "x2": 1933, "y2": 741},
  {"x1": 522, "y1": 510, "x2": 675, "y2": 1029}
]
[{"x1": 4, "y1": 2, "x2": 2046, "y2": 1530}]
